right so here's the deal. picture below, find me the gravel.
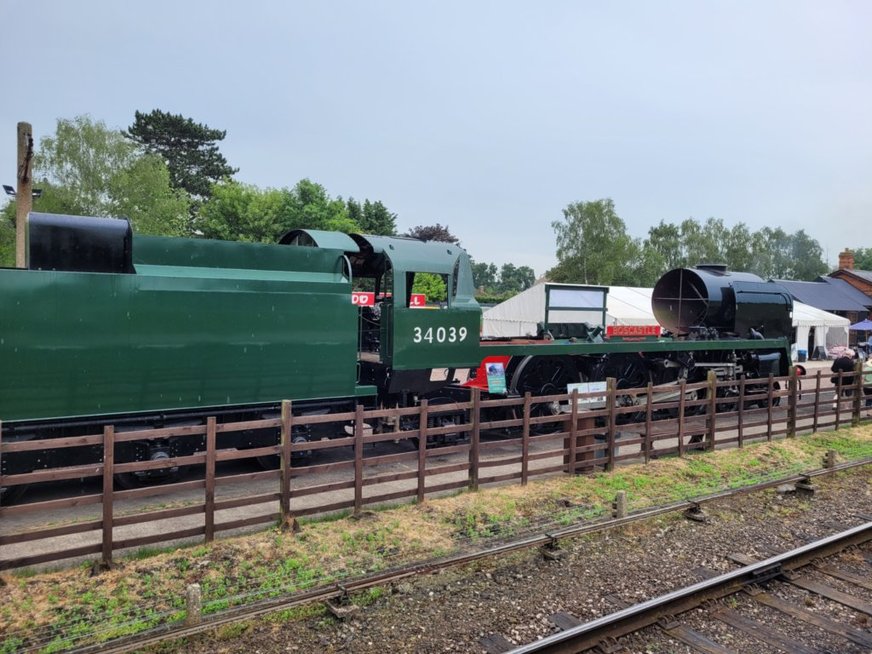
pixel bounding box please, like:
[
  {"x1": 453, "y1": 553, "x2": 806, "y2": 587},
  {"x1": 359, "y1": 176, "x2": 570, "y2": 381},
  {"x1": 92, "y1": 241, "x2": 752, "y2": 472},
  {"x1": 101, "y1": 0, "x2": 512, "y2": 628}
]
[{"x1": 177, "y1": 466, "x2": 871, "y2": 654}]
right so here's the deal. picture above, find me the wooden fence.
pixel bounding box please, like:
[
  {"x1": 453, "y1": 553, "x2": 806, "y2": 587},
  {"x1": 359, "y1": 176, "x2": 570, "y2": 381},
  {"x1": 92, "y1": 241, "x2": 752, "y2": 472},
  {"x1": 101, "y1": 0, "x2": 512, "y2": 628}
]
[{"x1": 0, "y1": 367, "x2": 865, "y2": 570}]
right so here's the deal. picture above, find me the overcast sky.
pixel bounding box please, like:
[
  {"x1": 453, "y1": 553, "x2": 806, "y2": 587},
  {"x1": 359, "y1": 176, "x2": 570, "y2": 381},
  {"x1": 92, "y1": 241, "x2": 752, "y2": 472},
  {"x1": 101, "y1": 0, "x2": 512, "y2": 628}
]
[{"x1": 2, "y1": 1, "x2": 870, "y2": 275}]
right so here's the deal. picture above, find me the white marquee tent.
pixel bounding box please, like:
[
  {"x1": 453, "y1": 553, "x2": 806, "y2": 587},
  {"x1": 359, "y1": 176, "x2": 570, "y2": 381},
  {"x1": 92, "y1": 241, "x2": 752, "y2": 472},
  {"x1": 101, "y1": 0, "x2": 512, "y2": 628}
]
[{"x1": 482, "y1": 282, "x2": 849, "y2": 354}]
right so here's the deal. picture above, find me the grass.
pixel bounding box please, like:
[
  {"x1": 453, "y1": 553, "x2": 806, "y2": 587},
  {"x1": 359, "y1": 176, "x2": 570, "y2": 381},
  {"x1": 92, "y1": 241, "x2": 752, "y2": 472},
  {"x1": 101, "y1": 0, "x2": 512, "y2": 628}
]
[{"x1": 0, "y1": 426, "x2": 870, "y2": 653}]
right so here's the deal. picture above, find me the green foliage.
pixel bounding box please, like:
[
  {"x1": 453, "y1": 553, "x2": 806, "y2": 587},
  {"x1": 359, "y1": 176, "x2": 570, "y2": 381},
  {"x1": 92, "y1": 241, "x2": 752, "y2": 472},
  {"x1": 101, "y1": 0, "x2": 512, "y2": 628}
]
[
  {"x1": 852, "y1": 248, "x2": 872, "y2": 271},
  {"x1": 644, "y1": 217, "x2": 827, "y2": 281},
  {"x1": 107, "y1": 155, "x2": 189, "y2": 236},
  {"x1": 126, "y1": 109, "x2": 237, "y2": 202},
  {"x1": 36, "y1": 115, "x2": 139, "y2": 215},
  {"x1": 471, "y1": 260, "x2": 535, "y2": 297},
  {"x1": 549, "y1": 199, "x2": 643, "y2": 285},
  {"x1": 412, "y1": 272, "x2": 447, "y2": 302},
  {"x1": 199, "y1": 178, "x2": 359, "y2": 242},
  {"x1": 550, "y1": 200, "x2": 830, "y2": 286},
  {"x1": 29, "y1": 115, "x2": 190, "y2": 237},
  {"x1": 346, "y1": 198, "x2": 397, "y2": 235}
]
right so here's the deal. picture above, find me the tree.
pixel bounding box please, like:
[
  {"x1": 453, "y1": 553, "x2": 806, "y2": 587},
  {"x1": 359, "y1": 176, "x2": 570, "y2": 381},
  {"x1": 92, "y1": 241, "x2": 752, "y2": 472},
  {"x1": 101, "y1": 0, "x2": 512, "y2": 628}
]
[
  {"x1": 126, "y1": 110, "x2": 237, "y2": 202},
  {"x1": 405, "y1": 223, "x2": 460, "y2": 244},
  {"x1": 31, "y1": 115, "x2": 190, "y2": 236},
  {"x1": 346, "y1": 198, "x2": 397, "y2": 235},
  {"x1": 36, "y1": 115, "x2": 139, "y2": 215},
  {"x1": 549, "y1": 199, "x2": 640, "y2": 285},
  {"x1": 852, "y1": 248, "x2": 872, "y2": 271},
  {"x1": 497, "y1": 263, "x2": 535, "y2": 294},
  {"x1": 108, "y1": 156, "x2": 189, "y2": 236},
  {"x1": 199, "y1": 178, "x2": 359, "y2": 243},
  {"x1": 471, "y1": 261, "x2": 499, "y2": 291},
  {"x1": 412, "y1": 273, "x2": 447, "y2": 302},
  {"x1": 752, "y1": 227, "x2": 827, "y2": 280}
]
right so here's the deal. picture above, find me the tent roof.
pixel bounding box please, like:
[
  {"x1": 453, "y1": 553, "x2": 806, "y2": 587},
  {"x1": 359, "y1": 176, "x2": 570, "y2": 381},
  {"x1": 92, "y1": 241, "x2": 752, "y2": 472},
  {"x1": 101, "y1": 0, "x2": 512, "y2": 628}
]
[{"x1": 792, "y1": 301, "x2": 849, "y2": 327}]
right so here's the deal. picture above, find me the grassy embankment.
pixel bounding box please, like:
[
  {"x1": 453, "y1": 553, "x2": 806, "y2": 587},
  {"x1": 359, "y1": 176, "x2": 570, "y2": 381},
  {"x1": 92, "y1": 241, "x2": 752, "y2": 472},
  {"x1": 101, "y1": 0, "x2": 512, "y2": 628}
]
[{"x1": 1, "y1": 428, "x2": 870, "y2": 653}]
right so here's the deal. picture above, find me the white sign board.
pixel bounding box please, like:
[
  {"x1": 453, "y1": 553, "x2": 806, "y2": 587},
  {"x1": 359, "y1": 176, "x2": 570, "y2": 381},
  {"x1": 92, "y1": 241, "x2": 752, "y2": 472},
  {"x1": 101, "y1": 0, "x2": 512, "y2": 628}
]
[{"x1": 567, "y1": 381, "x2": 607, "y2": 409}]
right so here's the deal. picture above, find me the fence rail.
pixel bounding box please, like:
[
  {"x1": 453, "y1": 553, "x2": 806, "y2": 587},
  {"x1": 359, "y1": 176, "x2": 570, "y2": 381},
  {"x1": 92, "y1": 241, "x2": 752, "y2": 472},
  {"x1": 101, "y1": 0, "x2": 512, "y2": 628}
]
[{"x1": 0, "y1": 367, "x2": 865, "y2": 570}]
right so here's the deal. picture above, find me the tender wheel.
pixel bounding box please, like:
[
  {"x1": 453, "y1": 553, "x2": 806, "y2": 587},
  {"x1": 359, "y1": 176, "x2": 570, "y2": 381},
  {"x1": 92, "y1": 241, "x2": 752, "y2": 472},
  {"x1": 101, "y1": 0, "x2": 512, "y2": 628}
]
[
  {"x1": 256, "y1": 433, "x2": 311, "y2": 469},
  {"x1": 510, "y1": 356, "x2": 582, "y2": 434},
  {"x1": 114, "y1": 442, "x2": 182, "y2": 490}
]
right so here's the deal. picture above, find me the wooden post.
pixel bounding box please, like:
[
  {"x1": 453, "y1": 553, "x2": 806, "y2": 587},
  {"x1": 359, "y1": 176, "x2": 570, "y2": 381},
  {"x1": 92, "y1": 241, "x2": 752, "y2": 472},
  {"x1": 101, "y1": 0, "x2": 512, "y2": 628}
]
[
  {"x1": 606, "y1": 378, "x2": 616, "y2": 471},
  {"x1": 469, "y1": 388, "x2": 480, "y2": 491},
  {"x1": 787, "y1": 367, "x2": 798, "y2": 438},
  {"x1": 15, "y1": 122, "x2": 33, "y2": 269},
  {"x1": 101, "y1": 425, "x2": 114, "y2": 567},
  {"x1": 521, "y1": 393, "x2": 531, "y2": 485},
  {"x1": 416, "y1": 400, "x2": 428, "y2": 503},
  {"x1": 835, "y1": 373, "x2": 842, "y2": 430},
  {"x1": 765, "y1": 375, "x2": 774, "y2": 441},
  {"x1": 677, "y1": 379, "x2": 686, "y2": 457},
  {"x1": 280, "y1": 400, "x2": 292, "y2": 524},
  {"x1": 706, "y1": 370, "x2": 717, "y2": 451},
  {"x1": 812, "y1": 370, "x2": 821, "y2": 432},
  {"x1": 852, "y1": 360, "x2": 863, "y2": 427},
  {"x1": 737, "y1": 377, "x2": 746, "y2": 447},
  {"x1": 824, "y1": 449, "x2": 836, "y2": 469},
  {"x1": 644, "y1": 383, "x2": 653, "y2": 463},
  {"x1": 185, "y1": 584, "x2": 202, "y2": 626},
  {"x1": 566, "y1": 390, "x2": 578, "y2": 474},
  {"x1": 204, "y1": 417, "x2": 216, "y2": 542},
  {"x1": 354, "y1": 404, "x2": 365, "y2": 515}
]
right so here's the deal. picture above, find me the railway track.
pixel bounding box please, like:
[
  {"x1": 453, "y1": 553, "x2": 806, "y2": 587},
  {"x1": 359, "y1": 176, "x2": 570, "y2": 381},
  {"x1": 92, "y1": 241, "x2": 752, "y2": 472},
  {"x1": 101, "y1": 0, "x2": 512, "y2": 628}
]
[
  {"x1": 54, "y1": 457, "x2": 870, "y2": 654},
  {"x1": 491, "y1": 521, "x2": 872, "y2": 654}
]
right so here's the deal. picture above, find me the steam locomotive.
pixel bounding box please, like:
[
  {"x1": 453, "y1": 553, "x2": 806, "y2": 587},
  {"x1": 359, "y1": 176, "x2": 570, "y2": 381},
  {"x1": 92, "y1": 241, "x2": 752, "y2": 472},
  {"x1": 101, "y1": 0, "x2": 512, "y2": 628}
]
[{"x1": 0, "y1": 213, "x2": 794, "y2": 501}]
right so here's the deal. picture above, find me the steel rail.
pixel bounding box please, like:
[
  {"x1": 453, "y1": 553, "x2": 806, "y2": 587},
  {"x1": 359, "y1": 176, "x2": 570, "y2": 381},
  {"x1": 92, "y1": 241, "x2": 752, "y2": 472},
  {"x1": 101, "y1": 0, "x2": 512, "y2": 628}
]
[
  {"x1": 61, "y1": 457, "x2": 871, "y2": 654},
  {"x1": 507, "y1": 520, "x2": 872, "y2": 653}
]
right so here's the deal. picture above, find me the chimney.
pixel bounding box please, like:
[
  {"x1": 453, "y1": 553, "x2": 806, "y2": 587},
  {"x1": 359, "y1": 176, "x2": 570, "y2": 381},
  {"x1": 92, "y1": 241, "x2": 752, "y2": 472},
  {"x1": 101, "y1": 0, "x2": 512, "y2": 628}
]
[{"x1": 838, "y1": 249, "x2": 855, "y2": 270}]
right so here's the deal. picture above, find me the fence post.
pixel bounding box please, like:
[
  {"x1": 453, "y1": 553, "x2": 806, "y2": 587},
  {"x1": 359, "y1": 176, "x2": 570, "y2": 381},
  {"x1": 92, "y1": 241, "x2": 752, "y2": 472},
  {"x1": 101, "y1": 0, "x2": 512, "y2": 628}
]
[
  {"x1": 612, "y1": 490, "x2": 627, "y2": 519},
  {"x1": 566, "y1": 389, "x2": 578, "y2": 474},
  {"x1": 737, "y1": 377, "x2": 746, "y2": 447},
  {"x1": 280, "y1": 400, "x2": 292, "y2": 524},
  {"x1": 417, "y1": 400, "x2": 428, "y2": 503},
  {"x1": 185, "y1": 583, "x2": 202, "y2": 626},
  {"x1": 606, "y1": 378, "x2": 616, "y2": 471},
  {"x1": 354, "y1": 404, "x2": 365, "y2": 515},
  {"x1": 469, "y1": 388, "x2": 480, "y2": 491},
  {"x1": 204, "y1": 417, "x2": 216, "y2": 543},
  {"x1": 706, "y1": 370, "x2": 717, "y2": 451},
  {"x1": 644, "y1": 383, "x2": 653, "y2": 463},
  {"x1": 521, "y1": 393, "x2": 531, "y2": 485},
  {"x1": 678, "y1": 379, "x2": 686, "y2": 457},
  {"x1": 787, "y1": 367, "x2": 798, "y2": 438},
  {"x1": 101, "y1": 425, "x2": 114, "y2": 568},
  {"x1": 812, "y1": 370, "x2": 821, "y2": 432},
  {"x1": 852, "y1": 360, "x2": 863, "y2": 427},
  {"x1": 766, "y1": 374, "x2": 774, "y2": 441}
]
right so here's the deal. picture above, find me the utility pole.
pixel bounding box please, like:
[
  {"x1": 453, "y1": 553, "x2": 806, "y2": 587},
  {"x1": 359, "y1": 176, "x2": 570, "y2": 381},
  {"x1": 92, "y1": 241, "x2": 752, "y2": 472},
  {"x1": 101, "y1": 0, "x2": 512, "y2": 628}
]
[{"x1": 16, "y1": 122, "x2": 34, "y2": 268}]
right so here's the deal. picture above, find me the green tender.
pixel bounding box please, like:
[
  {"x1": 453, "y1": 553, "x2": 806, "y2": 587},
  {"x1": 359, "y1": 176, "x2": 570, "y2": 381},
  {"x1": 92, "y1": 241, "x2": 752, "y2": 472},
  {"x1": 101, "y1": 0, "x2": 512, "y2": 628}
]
[{"x1": 0, "y1": 236, "x2": 361, "y2": 424}]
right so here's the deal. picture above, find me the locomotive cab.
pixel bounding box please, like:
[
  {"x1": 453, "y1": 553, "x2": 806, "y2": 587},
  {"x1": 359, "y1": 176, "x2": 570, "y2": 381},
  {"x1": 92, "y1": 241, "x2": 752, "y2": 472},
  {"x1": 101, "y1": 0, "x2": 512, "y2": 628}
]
[{"x1": 282, "y1": 230, "x2": 481, "y2": 400}]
